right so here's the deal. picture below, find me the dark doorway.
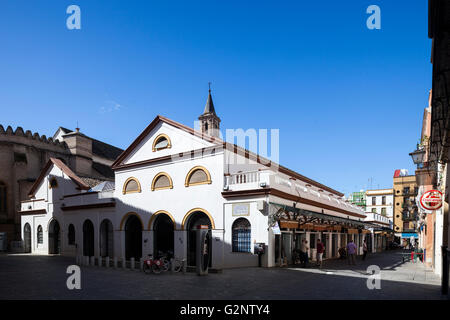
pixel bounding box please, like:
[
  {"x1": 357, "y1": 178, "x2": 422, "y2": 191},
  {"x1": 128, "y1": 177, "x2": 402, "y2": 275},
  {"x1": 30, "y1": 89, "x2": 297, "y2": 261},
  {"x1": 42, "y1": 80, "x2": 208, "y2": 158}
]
[
  {"x1": 125, "y1": 215, "x2": 142, "y2": 260},
  {"x1": 186, "y1": 211, "x2": 212, "y2": 267},
  {"x1": 153, "y1": 214, "x2": 174, "y2": 256},
  {"x1": 100, "y1": 219, "x2": 114, "y2": 257},
  {"x1": 48, "y1": 220, "x2": 60, "y2": 254},
  {"x1": 366, "y1": 234, "x2": 373, "y2": 253},
  {"x1": 23, "y1": 223, "x2": 31, "y2": 253},
  {"x1": 275, "y1": 234, "x2": 281, "y2": 265},
  {"x1": 83, "y1": 220, "x2": 95, "y2": 257}
]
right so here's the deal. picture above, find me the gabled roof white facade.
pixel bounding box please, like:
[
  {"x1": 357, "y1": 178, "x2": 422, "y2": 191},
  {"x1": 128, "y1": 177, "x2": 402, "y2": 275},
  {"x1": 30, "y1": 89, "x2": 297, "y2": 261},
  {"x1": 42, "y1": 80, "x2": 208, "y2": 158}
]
[{"x1": 123, "y1": 121, "x2": 215, "y2": 165}]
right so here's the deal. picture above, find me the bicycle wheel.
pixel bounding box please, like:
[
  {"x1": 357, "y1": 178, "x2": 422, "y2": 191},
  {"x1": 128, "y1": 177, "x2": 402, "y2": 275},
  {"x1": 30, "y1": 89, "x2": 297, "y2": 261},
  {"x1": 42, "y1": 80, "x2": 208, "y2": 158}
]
[
  {"x1": 162, "y1": 258, "x2": 170, "y2": 272},
  {"x1": 173, "y1": 259, "x2": 182, "y2": 273},
  {"x1": 151, "y1": 263, "x2": 162, "y2": 274}
]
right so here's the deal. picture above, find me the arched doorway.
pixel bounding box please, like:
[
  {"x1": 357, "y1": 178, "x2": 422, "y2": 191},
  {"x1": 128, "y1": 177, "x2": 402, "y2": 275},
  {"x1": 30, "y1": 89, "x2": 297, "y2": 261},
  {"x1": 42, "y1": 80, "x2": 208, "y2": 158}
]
[
  {"x1": 48, "y1": 220, "x2": 60, "y2": 254},
  {"x1": 185, "y1": 210, "x2": 212, "y2": 267},
  {"x1": 100, "y1": 219, "x2": 114, "y2": 257},
  {"x1": 153, "y1": 213, "x2": 174, "y2": 257},
  {"x1": 83, "y1": 220, "x2": 95, "y2": 257},
  {"x1": 125, "y1": 215, "x2": 142, "y2": 260},
  {"x1": 23, "y1": 223, "x2": 31, "y2": 253}
]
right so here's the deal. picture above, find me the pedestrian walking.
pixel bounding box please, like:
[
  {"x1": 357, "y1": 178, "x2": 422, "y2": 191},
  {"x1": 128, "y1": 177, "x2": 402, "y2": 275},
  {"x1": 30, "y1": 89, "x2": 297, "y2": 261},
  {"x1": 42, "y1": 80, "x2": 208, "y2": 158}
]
[
  {"x1": 301, "y1": 239, "x2": 309, "y2": 267},
  {"x1": 316, "y1": 239, "x2": 325, "y2": 268},
  {"x1": 347, "y1": 239, "x2": 357, "y2": 265},
  {"x1": 362, "y1": 239, "x2": 368, "y2": 261}
]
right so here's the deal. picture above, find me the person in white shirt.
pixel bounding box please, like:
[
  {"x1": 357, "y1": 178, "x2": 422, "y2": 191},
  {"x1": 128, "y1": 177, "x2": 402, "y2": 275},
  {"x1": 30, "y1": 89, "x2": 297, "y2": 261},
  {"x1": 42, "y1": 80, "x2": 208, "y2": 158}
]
[{"x1": 362, "y1": 239, "x2": 368, "y2": 261}]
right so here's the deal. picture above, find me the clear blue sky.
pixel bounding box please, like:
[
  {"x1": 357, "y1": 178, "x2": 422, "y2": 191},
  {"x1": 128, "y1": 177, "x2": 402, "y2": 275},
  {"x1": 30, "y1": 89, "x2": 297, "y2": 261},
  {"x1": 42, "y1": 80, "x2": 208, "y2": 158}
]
[{"x1": 0, "y1": 0, "x2": 431, "y2": 195}]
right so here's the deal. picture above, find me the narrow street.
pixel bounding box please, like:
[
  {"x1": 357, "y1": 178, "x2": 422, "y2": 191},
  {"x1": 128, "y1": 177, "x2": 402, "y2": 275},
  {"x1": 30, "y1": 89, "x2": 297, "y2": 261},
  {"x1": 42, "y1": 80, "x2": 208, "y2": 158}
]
[{"x1": 0, "y1": 250, "x2": 444, "y2": 300}]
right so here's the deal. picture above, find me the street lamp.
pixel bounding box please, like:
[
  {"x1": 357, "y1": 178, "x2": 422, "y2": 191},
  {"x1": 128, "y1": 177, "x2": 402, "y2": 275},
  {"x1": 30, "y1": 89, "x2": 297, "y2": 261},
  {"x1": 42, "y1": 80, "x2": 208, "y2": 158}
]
[{"x1": 409, "y1": 146, "x2": 426, "y2": 169}]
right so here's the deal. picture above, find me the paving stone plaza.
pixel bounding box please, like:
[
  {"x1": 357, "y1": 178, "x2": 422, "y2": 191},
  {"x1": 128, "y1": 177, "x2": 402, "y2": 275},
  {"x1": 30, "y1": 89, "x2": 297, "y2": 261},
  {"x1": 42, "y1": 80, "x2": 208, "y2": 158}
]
[{"x1": 0, "y1": 250, "x2": 444, "y2": 300}]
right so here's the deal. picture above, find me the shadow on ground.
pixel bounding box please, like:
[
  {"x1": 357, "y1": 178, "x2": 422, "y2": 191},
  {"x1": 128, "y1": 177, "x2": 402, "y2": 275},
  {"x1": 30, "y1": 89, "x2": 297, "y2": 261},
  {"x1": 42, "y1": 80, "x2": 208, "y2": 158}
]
[{"x1": 0, "y1": 251, "x2": 444, "y2": 300}]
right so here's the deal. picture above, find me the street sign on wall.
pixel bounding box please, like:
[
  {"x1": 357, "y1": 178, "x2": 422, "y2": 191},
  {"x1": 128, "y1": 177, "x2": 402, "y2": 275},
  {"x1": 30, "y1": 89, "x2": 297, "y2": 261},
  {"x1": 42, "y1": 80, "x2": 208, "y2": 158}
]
[
  {"x1": 232, "y1": 203, "x2": 250, "y2": 216},
  {"x1": 419, "y1": 190, "x2": 443, "y2": 211}
]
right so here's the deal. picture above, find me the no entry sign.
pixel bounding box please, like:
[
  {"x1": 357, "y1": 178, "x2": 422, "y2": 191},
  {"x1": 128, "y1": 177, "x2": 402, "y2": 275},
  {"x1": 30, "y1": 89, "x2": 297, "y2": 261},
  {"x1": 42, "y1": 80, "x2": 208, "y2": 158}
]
[{"x1": 419, "y1": 190, "x2": 443, "y2": 211}]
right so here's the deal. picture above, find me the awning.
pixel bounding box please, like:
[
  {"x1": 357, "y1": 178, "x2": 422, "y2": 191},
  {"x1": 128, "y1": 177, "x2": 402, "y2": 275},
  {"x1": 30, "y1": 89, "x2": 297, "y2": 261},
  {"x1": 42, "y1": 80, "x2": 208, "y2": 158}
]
[
  {"x1": 401, "y1": 233, "x2": 418, "y2": 239},
  {"x1": 270, "y1": 202, "x2": 374, "y2": 229},
  {"x1": 279, "y1": 220, "x2": 299, "y2": 229}
]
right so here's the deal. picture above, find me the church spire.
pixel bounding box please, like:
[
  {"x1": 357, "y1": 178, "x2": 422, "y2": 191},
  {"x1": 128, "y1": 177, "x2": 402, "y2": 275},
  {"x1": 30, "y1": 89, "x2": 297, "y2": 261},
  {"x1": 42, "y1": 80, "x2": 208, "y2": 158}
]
[
  {"x1": 203, "y1": 82, "x2": 216, "y2": 115},
  {"x1": 199, "y1": 83, "x2": 221, "y2": 138}
]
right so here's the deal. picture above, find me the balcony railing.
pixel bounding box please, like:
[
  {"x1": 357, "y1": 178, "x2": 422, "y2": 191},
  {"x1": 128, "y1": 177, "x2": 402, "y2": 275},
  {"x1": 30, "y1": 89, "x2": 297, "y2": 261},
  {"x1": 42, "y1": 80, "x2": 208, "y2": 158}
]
[
  {"x1": 402, "y1": 190, "x2": 418, "y2": 196},
  {"x1": 224, "y1": 170, "x2": 272, "y2": 191},
  {"x1": 402, "y1": 212, "x2": 418, "y2": 221},
  {"x1": 227, "y1": 171, "x2": 260, "y2": 185}
]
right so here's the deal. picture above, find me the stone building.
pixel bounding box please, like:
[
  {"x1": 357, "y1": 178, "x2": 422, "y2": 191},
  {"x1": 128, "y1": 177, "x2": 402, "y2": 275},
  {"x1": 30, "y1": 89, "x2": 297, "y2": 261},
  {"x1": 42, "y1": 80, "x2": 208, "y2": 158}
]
[
  {"x1": 0, "y1": 125, "x2": 122, "y2": 247},
  {"x1": 426, "y1": 0, "x2": 450, "y2": 280}
]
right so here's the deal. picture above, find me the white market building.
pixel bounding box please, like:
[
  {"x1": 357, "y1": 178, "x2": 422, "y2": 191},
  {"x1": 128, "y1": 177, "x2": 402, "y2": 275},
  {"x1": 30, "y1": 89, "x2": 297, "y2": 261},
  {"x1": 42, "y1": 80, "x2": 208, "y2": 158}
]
[{"x1": 20, "y1": 91, "x2": 373, "y2": 269}]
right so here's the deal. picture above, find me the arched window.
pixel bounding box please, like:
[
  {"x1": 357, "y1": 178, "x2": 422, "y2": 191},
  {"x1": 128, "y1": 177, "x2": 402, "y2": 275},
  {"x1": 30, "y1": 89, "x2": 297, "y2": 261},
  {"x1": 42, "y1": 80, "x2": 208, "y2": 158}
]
[
  {"x1": 0, "y1": 182, "x2": 6, "y2": 213},
  {"x1": 49, "y1": 177, "x2": 58, "y2": 189},
  {"x1": 152, "y1": 134, "x2": 172, "y2": 152},
  {"x1": 37, "y1": 225, "x2": 43, "y2": 244},
  {"x1": 68, "y1": 224, "x2": 75, "y2": 245},
  {"x1": 185, "y1": 166, "x2": 212, "y2": 187},
  {"x1": 151, "y1": 172, "x2": 173, "y2": 191},
  {"x1": 232, "y1": 218, "x2": 251, "y2": 253},
  {"x1": 122, "y1": 177, "x2": 141, "y2": 194}
]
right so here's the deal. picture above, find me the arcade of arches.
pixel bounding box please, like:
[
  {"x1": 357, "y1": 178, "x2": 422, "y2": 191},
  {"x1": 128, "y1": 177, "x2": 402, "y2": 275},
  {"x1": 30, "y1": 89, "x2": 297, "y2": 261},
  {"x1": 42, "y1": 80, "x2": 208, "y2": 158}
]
[
  {"x1": 118, "y1": 210, "x2": 214, "y2": 263},
  {"x1": 74, "y1": 210, "x2": 214, "y2": 263}
]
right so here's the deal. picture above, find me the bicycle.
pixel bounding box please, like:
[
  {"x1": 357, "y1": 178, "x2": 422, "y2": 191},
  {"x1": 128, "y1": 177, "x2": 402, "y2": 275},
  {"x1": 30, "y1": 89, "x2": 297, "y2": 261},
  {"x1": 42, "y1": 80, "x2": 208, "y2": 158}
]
[
  {"x1": 143, "y1": 254, "x2": 167, "y2": 274},
  {"x1": 171, "y1": 257, "x2": 186, "y2": 273}
]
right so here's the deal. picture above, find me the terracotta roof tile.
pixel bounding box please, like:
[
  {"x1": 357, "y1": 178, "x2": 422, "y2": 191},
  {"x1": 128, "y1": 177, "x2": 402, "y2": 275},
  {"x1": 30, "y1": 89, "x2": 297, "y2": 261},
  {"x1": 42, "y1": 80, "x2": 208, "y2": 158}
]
[{"x1": 28, "y1": 158, "x2": 90, "y2": 197}]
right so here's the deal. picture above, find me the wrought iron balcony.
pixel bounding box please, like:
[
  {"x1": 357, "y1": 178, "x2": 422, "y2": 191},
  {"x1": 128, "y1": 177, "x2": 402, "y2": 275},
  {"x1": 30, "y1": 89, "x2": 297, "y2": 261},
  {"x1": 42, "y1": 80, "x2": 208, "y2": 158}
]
[{"x1": 402, "y1": 212, "x2": 418, "y2": 221}]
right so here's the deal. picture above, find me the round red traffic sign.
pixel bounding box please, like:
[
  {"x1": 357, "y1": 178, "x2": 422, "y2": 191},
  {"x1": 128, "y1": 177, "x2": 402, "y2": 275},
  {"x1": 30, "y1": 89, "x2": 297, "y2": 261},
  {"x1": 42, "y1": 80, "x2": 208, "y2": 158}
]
[{"x1": 419, "y1": 190, "x2": 443, "y2": 211}]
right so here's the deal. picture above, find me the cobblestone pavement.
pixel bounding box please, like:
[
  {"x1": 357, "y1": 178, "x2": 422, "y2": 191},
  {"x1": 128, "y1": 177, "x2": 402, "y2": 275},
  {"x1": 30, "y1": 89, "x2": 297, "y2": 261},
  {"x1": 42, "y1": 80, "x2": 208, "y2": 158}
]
[{"x1": 0, "y1": 250, "x2": 445, "y2": 300}]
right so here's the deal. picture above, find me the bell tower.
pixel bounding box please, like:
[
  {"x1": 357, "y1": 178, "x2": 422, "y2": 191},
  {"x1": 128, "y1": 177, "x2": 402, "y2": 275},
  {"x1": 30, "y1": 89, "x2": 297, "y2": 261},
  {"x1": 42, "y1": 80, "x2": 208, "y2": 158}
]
[{"x1": 198, "y1": 83, "x2": 221, "y2": 138}]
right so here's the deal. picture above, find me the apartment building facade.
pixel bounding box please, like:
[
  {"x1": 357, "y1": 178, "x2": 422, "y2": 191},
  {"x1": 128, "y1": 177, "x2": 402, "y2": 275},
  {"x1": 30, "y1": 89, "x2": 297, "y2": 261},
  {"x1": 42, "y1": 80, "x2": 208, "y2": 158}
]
[
  {"x1": 393, "y1": 171, "x2": 418, "y2": 245},
  {"x1": 365, "y1": 188, "x2": 394, "y2": 228}
]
